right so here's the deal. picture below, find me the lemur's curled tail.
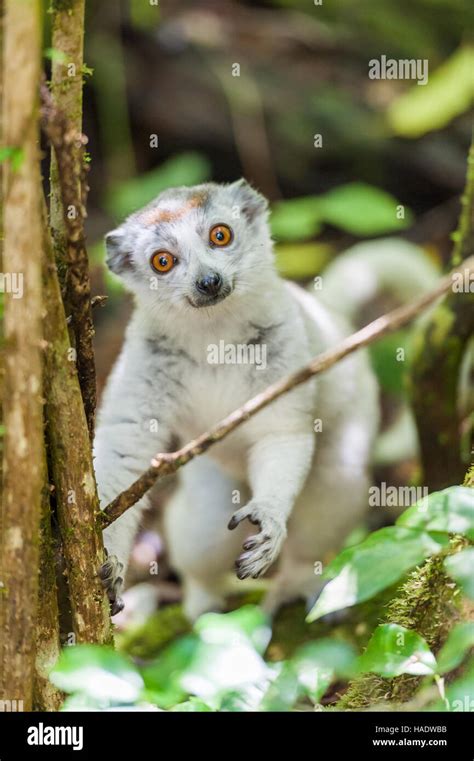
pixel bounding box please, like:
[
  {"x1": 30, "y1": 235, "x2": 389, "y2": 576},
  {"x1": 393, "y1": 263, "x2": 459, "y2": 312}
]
[
  {"x1": 319, "y1": 238, "x2": 440, "y2": 466},
  {"x1": 319, "y1": 238, "x2": 439, "y2": 324}
]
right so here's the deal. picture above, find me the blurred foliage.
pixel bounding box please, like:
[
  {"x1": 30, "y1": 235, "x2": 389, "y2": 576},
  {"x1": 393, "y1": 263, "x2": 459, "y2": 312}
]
[
  {"x1": 271, "y1": 183, "x2": 412, "y2": 241},
  {"x1": 274, "y1": 242, "x2": 333, "y2": 279},
  {"x1": 387, "y1": 46, "x2": 474, "y2": 138},
  {"x1": 49, "y1": 486, "x2": 474, "y2": 712},
  {"x1": 106, "y1": 152, "x2": 212, "y2": 221}
]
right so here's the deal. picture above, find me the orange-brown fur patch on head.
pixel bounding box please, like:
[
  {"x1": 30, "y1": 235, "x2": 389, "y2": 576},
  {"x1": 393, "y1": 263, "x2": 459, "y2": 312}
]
[{"x1": 138, "y1": 192, "x2": 209, "y2": 227}]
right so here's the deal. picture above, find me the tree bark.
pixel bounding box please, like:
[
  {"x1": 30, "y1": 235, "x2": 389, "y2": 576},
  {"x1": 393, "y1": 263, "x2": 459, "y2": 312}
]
[
  {"x1": 33, "y1": 450, "x2": 63, "y2": 711},
  {"x1": 0, "y1": 0, "x2": 43, "y2": 710},
  {"x1": 50, "y1": 0, "x2": 85, "y2": 286},
  {"x1": 42, "y1": 214, "x2": 112, "y2": 645},
  {"x1": 410, "y1": 142, "x2": 474, "y2": 490},
  {"x1": 49, "y1": 0, "x2": 96, "y2": 440}
]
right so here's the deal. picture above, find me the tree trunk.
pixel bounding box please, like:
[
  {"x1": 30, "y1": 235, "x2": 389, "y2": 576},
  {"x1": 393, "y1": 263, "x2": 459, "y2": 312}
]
[
  {"x1": 410, "y1": 142, "x2": 474, "y2": 490},
  {"x1": 49, "y1": 0, "x2": 96, "y2": 440},
  {"x1": 50, "y1": 0, "x2": 85, "y2": 288},
  {"x1": 42, "y1": 212, "x2": 112, "y2": 645},
  {"x1": 33, "y1": 449, "x2": 63, "y2": 711},
  {"x1": 0, "y1": 0, "x2": 43, "y2": 710}
]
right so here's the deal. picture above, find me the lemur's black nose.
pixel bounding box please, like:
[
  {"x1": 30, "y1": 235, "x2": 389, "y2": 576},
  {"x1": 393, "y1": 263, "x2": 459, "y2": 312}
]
[{"x1": 196, "y1": 272, "x2": 222, "y2": 296}]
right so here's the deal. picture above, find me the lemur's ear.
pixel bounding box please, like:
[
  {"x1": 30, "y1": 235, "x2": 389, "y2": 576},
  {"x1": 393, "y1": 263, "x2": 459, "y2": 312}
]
[
  {"x1": 104, "y1": 227, "x2": 133, "y2": 275},
  {"x1": 228, "y1": 178, "x2": 268, "y2": 223}
]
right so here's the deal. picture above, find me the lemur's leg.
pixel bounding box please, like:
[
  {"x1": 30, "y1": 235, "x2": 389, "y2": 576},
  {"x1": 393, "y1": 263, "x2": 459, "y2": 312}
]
[
  {"x1": 262, "y1": 430, "x2": 372, "y2": 615},
  {"x1": 95, "y1": 418, "x2": 173, "y2": 615},
  {"x1": 164, "y1": 456, "x2": 250, "y2": 620},
  {"x1": 228, "y1": 431, "x2": 315, "y2": 580}
]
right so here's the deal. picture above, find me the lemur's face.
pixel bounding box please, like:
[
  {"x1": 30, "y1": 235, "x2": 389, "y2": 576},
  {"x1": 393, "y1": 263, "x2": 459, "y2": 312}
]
[{"x1": 105, "y1": 180, "x2": 274, "y2": 312}]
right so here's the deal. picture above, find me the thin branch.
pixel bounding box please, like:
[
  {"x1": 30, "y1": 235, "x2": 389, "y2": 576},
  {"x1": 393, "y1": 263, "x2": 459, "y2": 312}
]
[
  {"x1": 40, "y1": 82, "x2": 96, "y2": 440},
  {"x1": 101, "y1": 255, "x2": 474, "y2": 528}
]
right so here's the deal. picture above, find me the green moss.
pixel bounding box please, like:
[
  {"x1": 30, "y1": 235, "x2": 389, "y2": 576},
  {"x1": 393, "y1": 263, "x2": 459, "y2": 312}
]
[
  {"x1": 117, "y1": 605, "x2": 190, "y2": 659},
  {"x1": 338, "y1": 540, "x2": 466, "y2": 710}
]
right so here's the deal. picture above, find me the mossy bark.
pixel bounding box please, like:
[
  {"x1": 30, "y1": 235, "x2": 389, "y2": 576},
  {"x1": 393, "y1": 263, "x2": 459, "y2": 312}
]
[
  {"x1": 337, "y1": 541, "x2": 466, "y2": 710},
  {"x1": 42, "y1": 214, "x2": 112, "y2": 645},
  {"x1": 410, "y1": 142, "x2": 474, "y2": 491},
  {"x1": 48, "y1": 0, "x2": 96, "y2": 439},
  {"x1": 0, "y1": 0, "x2": 44, "y2": 710},
  {"x1": 50, "y1": 0, "x2": 85, "y2": 289},
  {"x1": 33, "y1": 452, "x2": 63, "y2": 710}
]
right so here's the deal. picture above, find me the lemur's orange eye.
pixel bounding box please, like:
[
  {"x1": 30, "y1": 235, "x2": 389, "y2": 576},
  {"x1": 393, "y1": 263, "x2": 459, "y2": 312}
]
[
  {"x1": 151, "y1": 251, "x2": 176, "y2": 273},
  {"x1": 209, "y1": 224, "x2": 233, "y2": 247}
]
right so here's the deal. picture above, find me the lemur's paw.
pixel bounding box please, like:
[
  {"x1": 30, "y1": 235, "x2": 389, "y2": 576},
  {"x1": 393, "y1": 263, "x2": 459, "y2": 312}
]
[
  {"x1": 228, "y1": 501, "x2": 286, "y2": 580},
  {"x1": 99, "y1": 554, "x2": 125, "y2": 616}
]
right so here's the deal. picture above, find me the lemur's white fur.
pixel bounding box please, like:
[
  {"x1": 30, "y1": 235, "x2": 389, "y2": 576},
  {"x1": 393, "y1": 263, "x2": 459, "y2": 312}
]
[{"x1": 95, "y1": 180, "x2": 423, "y2": 620}]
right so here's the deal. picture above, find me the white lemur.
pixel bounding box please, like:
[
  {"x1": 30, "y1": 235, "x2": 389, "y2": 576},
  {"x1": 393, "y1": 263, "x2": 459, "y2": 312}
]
[{"x1": 95, "y1": 179, "x2": 437, "y2": 620}]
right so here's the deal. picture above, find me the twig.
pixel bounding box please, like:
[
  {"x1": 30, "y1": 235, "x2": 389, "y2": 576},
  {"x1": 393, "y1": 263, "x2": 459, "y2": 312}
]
[
  {"x1": 101, "y1": 255, "x2": 474, "y2": 527},
  {"x1": 40, "y1": 82, "x2": 96, "y2": 440}
]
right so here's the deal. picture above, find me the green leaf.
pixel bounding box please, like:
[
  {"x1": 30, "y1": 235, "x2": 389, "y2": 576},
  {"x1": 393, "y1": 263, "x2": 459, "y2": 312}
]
[
  {"x1": 106, "y1": 152, "x2": 211, "y2": 220},
  {"x1": 291, "y1": 639, "x2": 357, "y2": 702},
  {"x1": 437, "y1": 623, "x2": 474, "y2": 675},
  {"x1": 358, "y1": 624, "x2": 437, "y2": 677},
  {"x1": 397, "y1": 487, "x2": 474, "y2": 540},
  {"x1": 444, "y1": 548, "x2": 474, "y2": 600},
  {"x1": 179, "y1": 607, "x2": 272, "y2": 705},
  {"x1": 141, "y1": 634, "x2": 198, "y2": 709},
  {"x1": 306, "y1": 526, "x2": 448, "y2": 622},
  {"x1": 194, "y1": 605, "x2": 271, "y2": 655},
  {"x1": 271, "y1": 196, "x2": 323, "y2": 241},
  {"x1": 270, "y1": 183, "x2": 411, "y2": 241},
  {"x1": 387, "y1": 46, "x2": 474, "y2": 138},
  {"x1": 259, "y1": 662, "x2": 300, "y2": 711},
  {"x1": 316, "y1": 183, "x2": 412, "y2": 236},
  {"x1": 274, "y1": 242, "x2": 333, "y2": 279},
  {"x1": 50, "y1": 645, "x2": 143, "y2": 706}
]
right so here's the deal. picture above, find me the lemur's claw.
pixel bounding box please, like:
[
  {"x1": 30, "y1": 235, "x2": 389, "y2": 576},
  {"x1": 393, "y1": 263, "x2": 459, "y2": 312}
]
[
  {"x1": 229, "y1": 501, "x2": 286, "y2": 580},
  {"x1": 99, "y1": 554, "x2": 125, "y2": 617},
  {"x1": 110, "y1": 596, "x2": 125, "y2": 616}
]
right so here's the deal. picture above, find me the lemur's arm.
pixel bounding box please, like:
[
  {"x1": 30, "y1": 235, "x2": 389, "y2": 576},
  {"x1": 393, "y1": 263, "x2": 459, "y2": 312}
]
[{"x1": 229, "y1": 429, "x2": 315, "y2": 579}]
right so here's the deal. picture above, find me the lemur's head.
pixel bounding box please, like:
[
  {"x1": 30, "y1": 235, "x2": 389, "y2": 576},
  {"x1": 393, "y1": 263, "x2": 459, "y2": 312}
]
[{"x1": 105, "y1": 180, "x2": 273, "y2": 312}]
